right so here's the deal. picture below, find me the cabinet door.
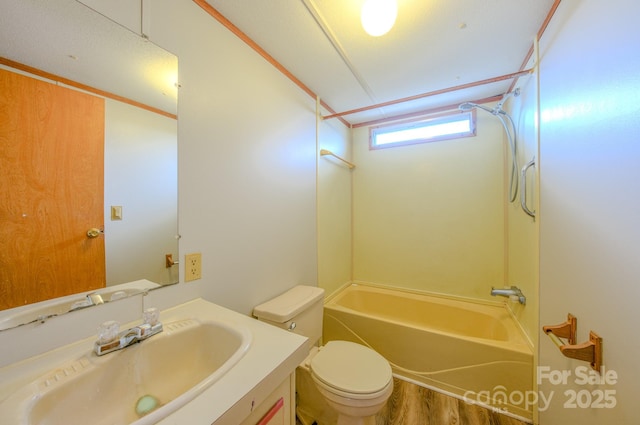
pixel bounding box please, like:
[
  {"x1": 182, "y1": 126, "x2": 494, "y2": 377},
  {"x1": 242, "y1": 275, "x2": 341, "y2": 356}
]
[
  {"x1": 256, "y1": 397, "x2": 284, "y2": 425},
  {"x1": 235, "y1": 374, "x2": 293, "y2": 425}
]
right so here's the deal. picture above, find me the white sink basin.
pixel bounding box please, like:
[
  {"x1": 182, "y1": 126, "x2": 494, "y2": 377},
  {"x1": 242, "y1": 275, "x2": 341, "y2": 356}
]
[{"x1": 2, "y1": 319, "x2": 251, "y2": 425}]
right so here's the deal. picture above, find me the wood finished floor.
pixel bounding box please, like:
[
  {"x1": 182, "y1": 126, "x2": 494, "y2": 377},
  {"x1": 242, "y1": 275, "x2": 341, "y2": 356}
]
[
  {"x1": 375, "y1": 378, "x2": 529, "y2": 425},
  {"x1": 296, "y1": 377, "x2": 529, "y2": 425}
]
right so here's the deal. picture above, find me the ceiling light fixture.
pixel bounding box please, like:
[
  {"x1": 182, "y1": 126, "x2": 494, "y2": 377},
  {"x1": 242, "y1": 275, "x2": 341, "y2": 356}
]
[{"x1": 361, "y1": 0, "x2": 397, "y2": 37}]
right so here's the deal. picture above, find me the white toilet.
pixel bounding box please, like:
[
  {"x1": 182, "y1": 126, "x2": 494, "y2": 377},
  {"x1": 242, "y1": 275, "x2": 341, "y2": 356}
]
[{"x1": 253, "y1": 285, "x2": 393, "y2": 425}]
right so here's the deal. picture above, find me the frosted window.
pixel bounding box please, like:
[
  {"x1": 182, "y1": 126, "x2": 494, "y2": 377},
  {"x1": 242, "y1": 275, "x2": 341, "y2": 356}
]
[{"x1": 370, "y1": 111, "x2": 475, "y2": 149}]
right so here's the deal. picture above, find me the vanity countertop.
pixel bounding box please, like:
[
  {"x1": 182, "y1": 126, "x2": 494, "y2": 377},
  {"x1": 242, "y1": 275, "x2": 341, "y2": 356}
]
[{"x1": 0, "y1": 298, "x2": 308, "y2": 425}]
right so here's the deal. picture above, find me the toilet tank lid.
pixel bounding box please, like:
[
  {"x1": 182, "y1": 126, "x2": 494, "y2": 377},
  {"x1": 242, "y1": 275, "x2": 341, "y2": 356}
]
[{"x1": 253, "y1": 285, "x2": 325, "y2": 323}]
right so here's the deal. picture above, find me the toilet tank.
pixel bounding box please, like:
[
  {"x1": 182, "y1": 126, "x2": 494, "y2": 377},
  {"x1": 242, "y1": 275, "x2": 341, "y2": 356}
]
[{"x1": 253, "y1": 285, "x2": 325, "y2": 349}]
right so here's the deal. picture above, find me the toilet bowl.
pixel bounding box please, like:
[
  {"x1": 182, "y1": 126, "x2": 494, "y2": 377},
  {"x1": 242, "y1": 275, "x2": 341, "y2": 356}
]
[
  {"x1": 253, "y1": 286, "x2": 393, "y2": 425},
  {"x1": 309, "y1": 341, "x2": 393, "y2": 425}
]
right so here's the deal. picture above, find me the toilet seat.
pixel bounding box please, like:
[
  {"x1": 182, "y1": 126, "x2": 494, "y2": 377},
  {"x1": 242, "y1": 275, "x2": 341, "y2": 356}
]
[{"x1": 310, "y1": 341, "x2": 392, "y2": 399}]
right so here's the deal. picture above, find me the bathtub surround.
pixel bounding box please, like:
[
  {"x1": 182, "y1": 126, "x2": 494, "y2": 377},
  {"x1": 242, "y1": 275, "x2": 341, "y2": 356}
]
[
  {"x1": 351, "y1": 117, "x2": 505, "y2": 302},
  {"x1": 503, "y1": 72, "x2": 539, "y2": 353},
  {"x1": 345, "y1": 104, "x2": 540, "y2": 344}
]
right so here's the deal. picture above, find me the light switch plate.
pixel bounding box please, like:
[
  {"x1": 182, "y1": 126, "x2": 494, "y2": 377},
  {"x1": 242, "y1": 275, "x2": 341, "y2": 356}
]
[{"x1": 111, "y1": 206, "x2": 122, "y2": 220}]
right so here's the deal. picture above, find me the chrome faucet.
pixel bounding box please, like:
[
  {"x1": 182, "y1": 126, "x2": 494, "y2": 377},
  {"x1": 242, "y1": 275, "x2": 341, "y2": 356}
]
[
  {"x1": 490, "y1": 286, "x2": 526, "y2": 305},
  {"x1": 69, "y1": 293, "x2": 104, "y2": 312},
  {"x1": 94, "y1": 308, "x2": 162, "y2": 356}
]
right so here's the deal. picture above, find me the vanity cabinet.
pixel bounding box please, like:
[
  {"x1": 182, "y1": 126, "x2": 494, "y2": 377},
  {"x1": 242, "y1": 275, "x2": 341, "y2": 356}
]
[
  {"x1": 238, "y1": 374, "x2": 294, "y2": 425},
  {"x1": 255, "y1": 398, "x2": 285, "y2": 425}
]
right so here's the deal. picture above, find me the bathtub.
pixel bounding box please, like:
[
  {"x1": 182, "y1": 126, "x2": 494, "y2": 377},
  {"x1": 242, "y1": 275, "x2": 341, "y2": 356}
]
[{"x1": 322, "y1": 283, "x2": 534, "y2": 421}]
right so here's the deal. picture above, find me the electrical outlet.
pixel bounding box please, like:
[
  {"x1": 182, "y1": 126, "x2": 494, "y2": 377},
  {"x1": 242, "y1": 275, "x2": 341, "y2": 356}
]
[{"x1": 184, "y1": 253, "x2": 202, "y2": 282}]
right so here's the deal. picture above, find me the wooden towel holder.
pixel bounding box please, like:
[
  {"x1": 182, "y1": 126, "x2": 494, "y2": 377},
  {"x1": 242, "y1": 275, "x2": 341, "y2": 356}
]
[{"x1": 543, "y1": 314, "x2": 602, "y2": 371}]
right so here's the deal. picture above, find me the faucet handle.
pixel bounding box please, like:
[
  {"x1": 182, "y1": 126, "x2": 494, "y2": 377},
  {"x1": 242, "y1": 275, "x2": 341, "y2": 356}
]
[
  {"x1": 143, "y1": 308, "x2": 160, "y2": 326},
  {"x1": 97, "y1": 320, "x2": 120, "y2": 344}
]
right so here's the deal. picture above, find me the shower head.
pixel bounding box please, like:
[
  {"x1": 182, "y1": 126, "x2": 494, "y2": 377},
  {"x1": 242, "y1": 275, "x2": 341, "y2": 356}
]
[
  {"x1": 458, "y1": 102, "x2": 495, "y2": 114},
  {"x1": 458, "y1": 102, "x2": 476, "y2": 111},
  {"x1": 459, "y1": 88, "x2": 521, "y2": 116}
]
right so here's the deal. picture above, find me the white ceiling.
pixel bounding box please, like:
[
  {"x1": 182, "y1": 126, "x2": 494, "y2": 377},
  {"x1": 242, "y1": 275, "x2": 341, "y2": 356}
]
[{"x1": 204, "y1": 0, "x2": 556, "y2": 125}]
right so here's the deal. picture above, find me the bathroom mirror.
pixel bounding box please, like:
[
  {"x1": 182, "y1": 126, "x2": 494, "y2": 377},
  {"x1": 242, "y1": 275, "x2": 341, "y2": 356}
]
[{"x1": 0, "y1": 0, "x2": 178, "y2": 324}]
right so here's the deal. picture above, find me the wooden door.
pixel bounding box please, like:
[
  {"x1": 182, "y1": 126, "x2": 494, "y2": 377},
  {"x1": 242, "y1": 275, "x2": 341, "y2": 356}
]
[{"x1": 0, "y1": 68, "x2": 106, "y2": 310}]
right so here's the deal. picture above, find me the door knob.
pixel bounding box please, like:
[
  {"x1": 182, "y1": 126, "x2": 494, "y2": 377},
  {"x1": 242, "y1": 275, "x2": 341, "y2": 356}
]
[{"x1": 87, "y1": 228, "x2": 104, "y2": 238}]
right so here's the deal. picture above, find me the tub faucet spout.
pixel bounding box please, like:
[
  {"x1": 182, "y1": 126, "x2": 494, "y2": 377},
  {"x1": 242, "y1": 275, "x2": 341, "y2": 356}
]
[{"x1": 491, "y1": 286, "x2": 526, "y2": 305}]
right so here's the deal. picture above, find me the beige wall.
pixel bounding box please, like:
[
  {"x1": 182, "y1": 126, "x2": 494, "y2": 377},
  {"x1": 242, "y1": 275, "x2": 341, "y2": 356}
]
[
  {"x1": 317, "y1": 119, "x2": 353, "y2": 296},
  {"x1": 104, "y1": 100, "x2": 178, "y2": 286},
  {"x1": 148, "y1": 1, "x2": 320, "y2": 315},
  {"x1": 538, "y1": 0, "x2": 640, "y2": 423},
  {"x1": 351, "y1": 116, "x2": 506, "y2": 301}
]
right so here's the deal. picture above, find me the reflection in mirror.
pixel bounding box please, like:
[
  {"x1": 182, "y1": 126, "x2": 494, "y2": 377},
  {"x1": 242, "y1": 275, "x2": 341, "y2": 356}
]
[{"x1": 0, "y1": 0, "x2": 179, "y2": 328}]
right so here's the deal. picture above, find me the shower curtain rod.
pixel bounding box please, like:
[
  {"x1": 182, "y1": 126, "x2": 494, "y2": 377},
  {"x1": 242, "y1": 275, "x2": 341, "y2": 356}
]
[
  {"x1": 320, "y1": 149, "x2": 356, "y2": 169},
  {"x1": 322, "y1": 68, "x2": 533, "y2": 121}
]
